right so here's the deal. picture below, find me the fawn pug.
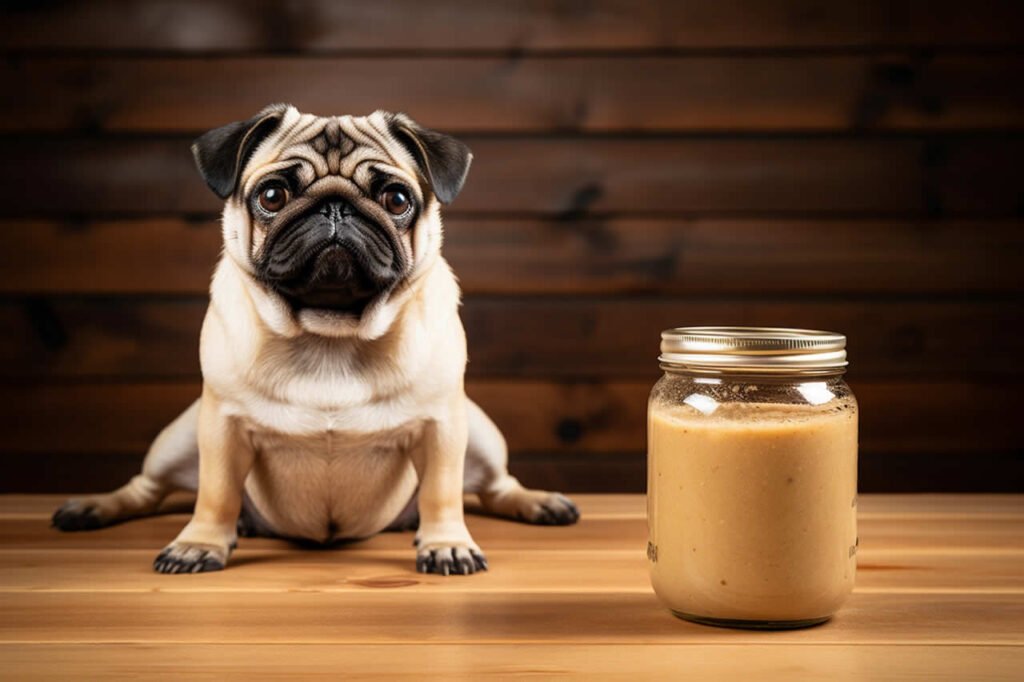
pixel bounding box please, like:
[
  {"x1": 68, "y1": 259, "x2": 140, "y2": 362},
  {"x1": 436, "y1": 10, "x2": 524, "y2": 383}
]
[{"x1": 53, "y1": 105, "x2": 579, "y2": 574}]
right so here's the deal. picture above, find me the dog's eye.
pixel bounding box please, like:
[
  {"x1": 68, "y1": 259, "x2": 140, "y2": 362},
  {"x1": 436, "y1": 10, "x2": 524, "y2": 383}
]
[
  {"x1": 257, "y1": 183, "x2": 289, "y2": 213},
  {"x1": 380, "y1": 185, "x2": 412, "y2": 216}
]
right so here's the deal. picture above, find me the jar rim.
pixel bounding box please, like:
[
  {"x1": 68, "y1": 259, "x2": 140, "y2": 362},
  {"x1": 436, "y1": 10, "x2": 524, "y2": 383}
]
[{"x1": 660, "y1": 326, "x2": 848, "y2": 374}]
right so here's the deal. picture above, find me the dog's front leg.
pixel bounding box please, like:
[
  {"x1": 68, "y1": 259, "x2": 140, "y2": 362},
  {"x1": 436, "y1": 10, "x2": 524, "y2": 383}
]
[
  {"x1": 153, "y1": 388, "x2": 253, "y2": 574},
  {"x1": 411, "y1": 397, "x2": 487, "y2": 576}
]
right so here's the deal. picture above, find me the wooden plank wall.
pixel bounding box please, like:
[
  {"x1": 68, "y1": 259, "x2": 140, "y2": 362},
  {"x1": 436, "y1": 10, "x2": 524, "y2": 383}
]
[{"x1": 1, "y1": 0, "x2": 1022, "y2": 493}]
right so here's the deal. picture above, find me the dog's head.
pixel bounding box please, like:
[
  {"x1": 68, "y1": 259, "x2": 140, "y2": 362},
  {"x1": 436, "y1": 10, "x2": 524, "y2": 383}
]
[{"x1": 192, "y1": 105, "x2": 471, "y2": 337}]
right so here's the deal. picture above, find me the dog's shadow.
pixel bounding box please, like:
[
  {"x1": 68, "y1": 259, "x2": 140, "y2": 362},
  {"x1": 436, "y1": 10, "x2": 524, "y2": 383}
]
[
  {"x1": 228, "y1": 550, "x2": 411, "y2": 572},
  {"x1": 228, "y1": 511, "x2": 502, "y2": 575}
]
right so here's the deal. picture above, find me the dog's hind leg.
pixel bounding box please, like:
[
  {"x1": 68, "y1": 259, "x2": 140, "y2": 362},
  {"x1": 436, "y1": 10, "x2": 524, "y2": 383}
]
[
  {"x1": 52, "y1": 399, "x2": 200, "y2": 531},
  {"x1": 464, "y1": 399, "x2": 580, "y2": 526}
]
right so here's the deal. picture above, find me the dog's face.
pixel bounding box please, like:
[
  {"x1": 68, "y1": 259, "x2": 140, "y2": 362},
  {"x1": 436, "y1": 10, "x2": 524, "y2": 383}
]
[{"x1": 191, "y1": 105, "x2": 471, "y2": 329}]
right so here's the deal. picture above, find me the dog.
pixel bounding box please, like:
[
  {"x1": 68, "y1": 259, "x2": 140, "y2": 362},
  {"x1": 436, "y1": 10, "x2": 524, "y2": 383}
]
[{"x1": 52, "y1": 105, "x2": 580, "y2": 575}]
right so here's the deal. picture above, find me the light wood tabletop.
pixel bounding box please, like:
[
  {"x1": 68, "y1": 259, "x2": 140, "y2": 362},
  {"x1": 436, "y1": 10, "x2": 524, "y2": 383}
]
[{"x1": 0, "y1": 494, "x2": 1021, "y2": 680}]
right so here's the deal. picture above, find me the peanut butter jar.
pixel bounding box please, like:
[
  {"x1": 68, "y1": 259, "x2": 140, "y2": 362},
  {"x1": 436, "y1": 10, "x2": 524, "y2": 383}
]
[{"x1": 647, "y1": 327, "x2": 858, "y2": 629}]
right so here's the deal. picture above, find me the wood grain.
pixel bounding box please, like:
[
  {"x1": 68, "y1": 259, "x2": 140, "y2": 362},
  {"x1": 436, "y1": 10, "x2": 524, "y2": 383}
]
[
  {"x1": 2, "y1": 644, "x2": 1021, "y2": 681},
  {"x1": 7, "y1": 136, "x2": 1022, "y2": 217},
  {"x1": 4, "y1": 55, "x2": 1023, "y2": 133},
  {"x1": 2, "y1": 548, "x2": 1022, "y2": 593},
  {"x1": 1, "y1": 493, "x2": 1020, "y2": 676},
  {"x1": 2, "y1": 0, "x2": 1021, "y2": 51},
  {"x1": 856, "y1": 495, "x2": 1024, "y2": 517},
  {"x1": 3, "y1": 218, "x2": 1021, "y2": 296},
  {"x1": 1, "y1": 590, "x2": 1022, "y2": 644},
  {"x1": 2, "y1": 298, "x2": 1020, "y2": 379},
  {"x1": 2, "y1": 509, "x2": 1021, "y2": 554}
]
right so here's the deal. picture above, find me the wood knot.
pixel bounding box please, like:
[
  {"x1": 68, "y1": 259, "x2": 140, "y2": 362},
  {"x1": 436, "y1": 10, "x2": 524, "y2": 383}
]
[
  {"x1": 556, "y1": 418, "x2": 585, "y2": 444},
  {"x1": 557, "y1": 182, "x2": 604, "y2": 221},
  {"x1": 23, "y1": 298, "x2": 68, "y2": 352}
]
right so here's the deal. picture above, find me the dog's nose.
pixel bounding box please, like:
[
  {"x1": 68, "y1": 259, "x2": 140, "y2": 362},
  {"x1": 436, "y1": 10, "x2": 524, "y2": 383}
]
[
  {"x1": 318, "y1": 200, "x2": 356, "y2": 239},
  {"x1": 318, "y1": 199, "x2": 355, "y2": 223}
]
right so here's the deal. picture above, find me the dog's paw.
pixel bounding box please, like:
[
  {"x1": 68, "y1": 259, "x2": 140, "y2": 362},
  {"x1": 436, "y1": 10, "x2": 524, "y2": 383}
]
[
  {"x1": 416, "y1": 544, "x2": 488, "y2": 576},
  {"x1": 153, "y1": 543, "x2": 228, "y2": 574},
  {"x1": 481, "y1": 488, "x2": 581, "y2": 526},
  {"x1": 528, "y1": 492, "x2": 580, "y2": 525},
  {"x1": 51, "y1": 499, "x2": 106, "y2": 532},
  {"x1": 516, "y1": 491, "x2": 581, "y2": 526}
]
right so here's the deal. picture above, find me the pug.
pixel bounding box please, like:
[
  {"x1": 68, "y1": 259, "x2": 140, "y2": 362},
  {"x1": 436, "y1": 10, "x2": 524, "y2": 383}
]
[{"x1": 51, "y1": 105, "x2": 579, "y2": 574}]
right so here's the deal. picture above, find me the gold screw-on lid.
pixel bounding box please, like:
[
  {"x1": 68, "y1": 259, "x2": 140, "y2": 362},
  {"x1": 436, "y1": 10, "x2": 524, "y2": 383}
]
[{"x1": 660, "y1": 326, "x2": 848, "y2": 373}]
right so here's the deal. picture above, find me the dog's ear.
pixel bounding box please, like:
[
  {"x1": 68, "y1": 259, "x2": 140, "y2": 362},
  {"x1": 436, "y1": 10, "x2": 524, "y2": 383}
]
[
  {"x1": 388, "y1": 113, "x2": 473, "y2": 205},
  {"x1": 191, "y1": 104, "x2": 288, "y2": 199}
]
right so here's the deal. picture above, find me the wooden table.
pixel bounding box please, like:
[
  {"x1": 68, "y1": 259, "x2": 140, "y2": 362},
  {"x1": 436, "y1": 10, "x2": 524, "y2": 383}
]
[{"x1": 0, "y1": 494, "x2": 1021, "y2": 679}]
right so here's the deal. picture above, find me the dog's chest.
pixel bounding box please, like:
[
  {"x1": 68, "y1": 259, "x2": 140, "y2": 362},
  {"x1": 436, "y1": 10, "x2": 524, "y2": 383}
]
[{"x1": 242, "y1": 418, "x2": 423, "y2": 543}]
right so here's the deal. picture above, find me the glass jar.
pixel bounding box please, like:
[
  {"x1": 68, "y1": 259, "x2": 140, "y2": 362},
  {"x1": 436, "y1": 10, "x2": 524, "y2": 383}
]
[{"x1": 647, "y1": 327, "x2": 858, "y2": 629}]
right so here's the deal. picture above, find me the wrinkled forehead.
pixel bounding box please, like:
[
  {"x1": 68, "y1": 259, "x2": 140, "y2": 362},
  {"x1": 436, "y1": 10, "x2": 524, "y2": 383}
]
[{"x1": 240, "y1": 109, "x2": 420, "y2": 195}]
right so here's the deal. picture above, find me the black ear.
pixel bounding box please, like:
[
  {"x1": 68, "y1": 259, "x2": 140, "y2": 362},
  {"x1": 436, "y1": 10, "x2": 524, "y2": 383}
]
[
  {"x1": 191, "y1": 104, "x2": 288, "y2": 199},
  {"x1": 388, "y1": 113, "x2": 473, "y2": 205}
]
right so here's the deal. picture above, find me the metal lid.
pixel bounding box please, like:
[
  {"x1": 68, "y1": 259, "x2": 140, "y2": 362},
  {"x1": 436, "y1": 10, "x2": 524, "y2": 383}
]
[{"x1": 660, "y1": 326, "x2": 848, "y2": 374}]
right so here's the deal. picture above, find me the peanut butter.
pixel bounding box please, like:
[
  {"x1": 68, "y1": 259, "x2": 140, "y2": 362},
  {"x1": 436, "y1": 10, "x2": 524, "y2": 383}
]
[{"x1": 648, "y1": 398, "x2": 858, "y2": 625}]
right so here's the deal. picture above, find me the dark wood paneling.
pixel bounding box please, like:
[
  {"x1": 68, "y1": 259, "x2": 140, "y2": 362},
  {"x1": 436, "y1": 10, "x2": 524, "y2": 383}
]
[
  {"x1": 1, "y1": 299, "x2": 204, "y2": 379},
  {"x1": 855, "y1": 451, "x2": 1024, "y2": 493},
  {"x1": 1, "y1": 452, "x2": 150, "y2": 494},
  {"x1": 0, "y1": 219, "x2": 220, "y2": 295},
  {"x1": 463, "y1": 299, "x2": 1024, "y2": 379},
  {"x1": 4, "y1": 55, "x2": 1023, "y2": 132},
  {"x1": 6, "y1": 135, "x2": 1024, "y2": 216},
  {"x1": 2, "y1": 218, "x2": 1021, "y2": 296},
  {"x1": 1, "y1": 298, "x2": 1020, "y2": 379},
  {"x1": 0, "y1": 380, "x2": 1014, "y2": 457},
  {"x1": 2, "y1": 0, "x2": 1022, "y2": 51},
  {"x1": 2, "y1": 2, "x2": 1020, "y2": 494}
]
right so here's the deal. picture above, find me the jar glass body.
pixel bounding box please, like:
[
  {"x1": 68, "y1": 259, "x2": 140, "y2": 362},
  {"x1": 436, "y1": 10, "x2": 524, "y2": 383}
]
[{"x1": 647, "y1": 370, "x2": 858, "y2": 629}]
